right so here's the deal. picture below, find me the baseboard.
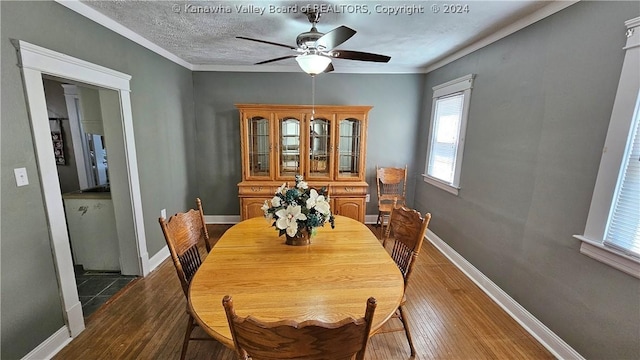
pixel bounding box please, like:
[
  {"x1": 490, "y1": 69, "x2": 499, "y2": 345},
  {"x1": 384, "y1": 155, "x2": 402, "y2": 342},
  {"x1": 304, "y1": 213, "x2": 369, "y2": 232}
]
[
  {"x1": 66, "y1": 300, "x2": 85, "y2": 337},
  {"x1": 148, "y1": 245, "x2": 169, "y2": 272},
  {"x1": 204, "y1": 215, "x2": 241, "y2": 224},
  {"x1": 205, "y1": 214, "x2": 379, "y2": 225},
  {"x1": 21, "y1": 326, "x2": 71, "y2": 360},
  {"x1": 425, "y1": 229, "x2": 584, "y2": 360},
  {"x1": 364, "y1": 214, "x2": 378, "y2": 224}
]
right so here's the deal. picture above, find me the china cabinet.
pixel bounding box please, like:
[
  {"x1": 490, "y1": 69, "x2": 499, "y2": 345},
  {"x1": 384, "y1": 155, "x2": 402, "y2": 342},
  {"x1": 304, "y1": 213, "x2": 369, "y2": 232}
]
[{"x1": 237, "y1": 104, "x2": 371, "y2": 222}]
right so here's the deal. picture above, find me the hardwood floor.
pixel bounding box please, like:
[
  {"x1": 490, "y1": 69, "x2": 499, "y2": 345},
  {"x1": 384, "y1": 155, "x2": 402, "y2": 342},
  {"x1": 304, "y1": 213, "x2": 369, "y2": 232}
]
[{"x1": 54, "y1": 224, "x2": 554, "y2": 360}]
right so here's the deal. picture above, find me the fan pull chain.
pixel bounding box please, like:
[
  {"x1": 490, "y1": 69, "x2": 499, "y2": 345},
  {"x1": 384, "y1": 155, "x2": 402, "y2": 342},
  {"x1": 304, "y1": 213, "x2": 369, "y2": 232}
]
[{"x1": 311, "y1": 75, "x2": 316, "y2": 120}]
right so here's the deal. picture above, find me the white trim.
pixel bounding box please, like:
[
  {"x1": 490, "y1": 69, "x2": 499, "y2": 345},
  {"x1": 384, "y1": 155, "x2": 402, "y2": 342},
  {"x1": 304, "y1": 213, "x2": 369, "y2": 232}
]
[
  {"x1": 204, "y1": 215, "x2": 242, "y2": 224},
  {"x1": 14, "y1": 40, "x2": 149, "y2": 343},
  {"x1": 426, "y1": 229, "x2": 584, "y2": 360},
  {"x1": 425, "y1": 1, "x2": 579, "y2": 73},
  {"x1": 626, "y1": 16, "x2": 640, "y2": 29},
  {"x1": 202, "y1": 215, "x2": 384, "y2": 225},
  {"x1": 576, "y1": 16, "x2": 640, "y2": 275},
  {"x1": 575, "y1": 236, "x2": 640, "y2": 279},
  {"x1": 422, "y1": 174, "x2": 460, "y2": 196},
  {"x1": 148, "y1": 246, "x2": 170, "y2": 272},
  {"x1": 432, "y1": 74, "x2": 474, "y2": 97},
  {"x1": 54, "y1": 0, "x2": 192, "y2": 70},
  {"x1": 424, "y1": 74, "x2": 474, "y2": 192},
  {"x1": 191, "y1": 63, "x2": 425, "y2": 74},
  {"x1": 365, "y1": 214, "x2": 379, "y2": 224},
  {"x1": 21, "y1": 327, "x2": 71, "y2": 360},
  {"x1": 65, "y1": 300, "x2": 85, "y2": 338},
  {"x1": 203, "y1": 214, "x2": 380, "y2": 225},
  {"x1": 15, "y1": 40, "x2": 131, "y2": 89}
]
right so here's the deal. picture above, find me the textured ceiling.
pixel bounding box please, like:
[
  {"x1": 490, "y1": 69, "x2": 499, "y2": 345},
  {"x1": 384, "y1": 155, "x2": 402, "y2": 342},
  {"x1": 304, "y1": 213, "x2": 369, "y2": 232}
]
[{"x1": 79, "y1": 0, "x2": 552, "y2": 73}]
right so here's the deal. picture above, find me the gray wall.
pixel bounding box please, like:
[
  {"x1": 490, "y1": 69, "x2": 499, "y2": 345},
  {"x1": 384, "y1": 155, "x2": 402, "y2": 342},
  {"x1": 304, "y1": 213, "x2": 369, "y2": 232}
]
[
  {"x1": 414, "y1": 2, "x2": 640, "y2": 359},
  {"x1": 0, "y1": 1, "x2": 196, "y2": 358},
  {"x1": 193, "y1": 72, "x2": 423, "y2": 215}
]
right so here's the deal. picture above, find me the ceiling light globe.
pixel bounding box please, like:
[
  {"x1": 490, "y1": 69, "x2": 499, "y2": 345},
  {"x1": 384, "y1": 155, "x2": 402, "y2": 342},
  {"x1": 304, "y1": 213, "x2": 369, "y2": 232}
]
[{"x1": 296, "y1": 54, "x2": 331, "y2": 75}]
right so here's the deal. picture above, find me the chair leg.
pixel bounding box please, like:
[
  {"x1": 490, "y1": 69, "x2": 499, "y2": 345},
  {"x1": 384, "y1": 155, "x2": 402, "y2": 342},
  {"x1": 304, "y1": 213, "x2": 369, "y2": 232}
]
[
  {"x1": 398, "y1": 305, "x2": 416, "y2": 357},
  {"x1": 180, "y1": 314, "x2": 196, "y2": 360}
]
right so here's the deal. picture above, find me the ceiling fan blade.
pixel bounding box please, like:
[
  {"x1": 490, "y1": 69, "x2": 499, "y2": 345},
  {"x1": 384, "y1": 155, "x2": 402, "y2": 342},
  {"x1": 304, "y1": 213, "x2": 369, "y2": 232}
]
[
  {"x1": 331, "y1": 50, "x2": 391, "y2": 63},
  {"x1": 236, "y1": 36, "x2": 296, "y2": 50},
  {"x1": 315, "y1": 26, "x2": 356, "y2": 50},
  {"x1": 255, "y1": 55, "x2": 297, "y2": 65},
  {"x1": 323, "y1": 63, "x2": 335, "y2": 73}
]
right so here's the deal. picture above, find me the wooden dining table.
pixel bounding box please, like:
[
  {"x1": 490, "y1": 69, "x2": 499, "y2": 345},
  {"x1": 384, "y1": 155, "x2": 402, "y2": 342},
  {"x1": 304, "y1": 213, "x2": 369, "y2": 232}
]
[{"x1": 188, "y1": 215, "x2": 405, "y2": 349}]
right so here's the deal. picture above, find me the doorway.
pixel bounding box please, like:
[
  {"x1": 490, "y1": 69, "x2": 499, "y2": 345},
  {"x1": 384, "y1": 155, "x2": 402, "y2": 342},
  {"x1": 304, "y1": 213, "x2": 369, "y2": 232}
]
[
  {"x1": 43, "y1": 78, "x2": 138, "y2": 318},
  {"x1": 14, "y1": 40, "x2": 150, "y2": 338}
]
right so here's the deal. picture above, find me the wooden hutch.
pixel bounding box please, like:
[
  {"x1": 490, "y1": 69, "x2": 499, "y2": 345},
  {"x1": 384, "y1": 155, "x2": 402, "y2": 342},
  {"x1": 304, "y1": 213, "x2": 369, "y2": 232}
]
[{"x1": 237, "y1": 104, "x2": 371, "y2": 222}]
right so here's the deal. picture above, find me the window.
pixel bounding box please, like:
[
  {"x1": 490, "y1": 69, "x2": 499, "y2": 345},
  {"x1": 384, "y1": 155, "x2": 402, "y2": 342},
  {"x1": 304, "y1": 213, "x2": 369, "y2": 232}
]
[
  {"x1": 575, "y1": 17, "x2": 640, "y2": 278},
  {"x1": 606, "y1": 96, "x2": 640, "y2": 257},
  {"x1": 423, "y1": 74, "x2": 475, "y2": 195}
]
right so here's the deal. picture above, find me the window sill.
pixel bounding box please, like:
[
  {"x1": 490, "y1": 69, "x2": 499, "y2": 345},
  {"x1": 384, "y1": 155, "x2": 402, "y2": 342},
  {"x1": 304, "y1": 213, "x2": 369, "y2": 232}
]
[
  {"x1": 422, "y1": 174, "x2": 459, "y2": 196},
  {"x1": 573, "y1": 235, "x2": 640, "y2": 279}
]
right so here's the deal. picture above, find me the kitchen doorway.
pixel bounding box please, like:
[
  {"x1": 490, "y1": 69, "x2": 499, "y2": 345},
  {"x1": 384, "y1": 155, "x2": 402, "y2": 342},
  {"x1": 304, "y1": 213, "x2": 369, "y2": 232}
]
[
  {"x1": 43, "y1": 78, "x2": 138, "y2": 318},
  {"x1": 15, "y1": 40, "x2": 149, "y2": 338}
]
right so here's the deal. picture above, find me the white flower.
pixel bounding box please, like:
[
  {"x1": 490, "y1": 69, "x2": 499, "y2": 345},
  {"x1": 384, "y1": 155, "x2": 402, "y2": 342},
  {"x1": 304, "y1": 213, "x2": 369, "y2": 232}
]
[
  {"x1": 276, "y1": 183, "x2": 287, "y2": 194},
  {"x1": 271, "y1": 196, "x2": 282, "y2": 207},
  {"x1": 296, "y1": 180, "x2": 308, "y2": 190},
  {"x1": 275, "y1": 205, "x2": 307, "y2": 237},
  {"x1": 261, "y1": 201, "x2": 273, "y2": 220},
  {"x1": 315, "y1": 198, "x2": 331, "y2": 215},
  {"x1": 306, "y1": 189, "x2": 331, "y2": 215}
]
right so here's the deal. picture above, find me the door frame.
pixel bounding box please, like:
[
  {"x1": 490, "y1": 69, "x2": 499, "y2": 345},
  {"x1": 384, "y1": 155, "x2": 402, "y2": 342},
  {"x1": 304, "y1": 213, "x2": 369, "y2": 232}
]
[{"x1": 13, "y1": 40, "x2": 150, "y2": 337}]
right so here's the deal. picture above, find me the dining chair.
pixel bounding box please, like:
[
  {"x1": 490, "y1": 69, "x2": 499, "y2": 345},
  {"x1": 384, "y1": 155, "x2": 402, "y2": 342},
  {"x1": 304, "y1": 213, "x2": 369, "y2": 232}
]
[
  {"x1": 375, "y1": 165, "x2": 408, "y2": 237},
  {"x1": 378, "y1": 203, "x2": 431, "y2": 358},
  {"x1": 222, "y1": 295, "x2": 377, "y2": 360},
  {"x1": 158, "y1": 198, "x2": 214, "y2": 360}
]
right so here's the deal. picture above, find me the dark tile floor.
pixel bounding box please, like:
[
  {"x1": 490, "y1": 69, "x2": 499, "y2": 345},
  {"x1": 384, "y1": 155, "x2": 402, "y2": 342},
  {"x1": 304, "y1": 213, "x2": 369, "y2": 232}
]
[{"x1": 74, "y1": 266, "x2": 137, "y2": 318}]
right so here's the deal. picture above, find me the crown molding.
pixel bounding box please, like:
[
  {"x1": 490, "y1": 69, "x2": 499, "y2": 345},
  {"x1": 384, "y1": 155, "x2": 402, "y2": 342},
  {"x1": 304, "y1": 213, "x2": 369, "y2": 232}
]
[
  {"x1": 424, "y1": 1, "x2": 580, "y2": 73},
  {"x1": 191, "y1": 63, "x2": 427, "y2": 74},
  {"x1": 54, "y1": 0, "x2": 193, "y2": 70}
]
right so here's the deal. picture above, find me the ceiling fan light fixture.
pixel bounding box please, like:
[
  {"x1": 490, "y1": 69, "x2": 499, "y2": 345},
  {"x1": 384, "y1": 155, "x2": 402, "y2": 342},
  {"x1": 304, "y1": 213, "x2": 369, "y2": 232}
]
[{"x1": 296, "y1": 54, "x2": 331, "y2": 75}]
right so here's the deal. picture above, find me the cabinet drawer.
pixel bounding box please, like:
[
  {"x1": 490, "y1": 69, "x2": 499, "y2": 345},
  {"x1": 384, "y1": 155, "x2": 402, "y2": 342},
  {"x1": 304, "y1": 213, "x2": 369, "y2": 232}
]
[
  {"x1": 330, "y1": 186, "x2": 368, "y2": 196},
  {"x1": 238, "y1": 185, "x2": 276, "y2": 196}
]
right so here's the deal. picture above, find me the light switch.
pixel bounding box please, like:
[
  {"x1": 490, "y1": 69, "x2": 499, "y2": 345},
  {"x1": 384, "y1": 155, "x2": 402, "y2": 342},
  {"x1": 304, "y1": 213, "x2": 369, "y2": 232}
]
[
  {"x1": 161, "y1": 208, "x2": 167, "y2": 219},
  {"x1": 14, "y1": 168, "x2": 29, "y2": 187}
]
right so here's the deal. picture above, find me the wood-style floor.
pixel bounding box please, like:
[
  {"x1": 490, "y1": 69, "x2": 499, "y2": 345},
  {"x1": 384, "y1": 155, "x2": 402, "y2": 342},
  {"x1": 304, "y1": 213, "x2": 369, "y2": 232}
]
[{"x1": 54, "y1": 225, "x2": 554, "y2": 360}]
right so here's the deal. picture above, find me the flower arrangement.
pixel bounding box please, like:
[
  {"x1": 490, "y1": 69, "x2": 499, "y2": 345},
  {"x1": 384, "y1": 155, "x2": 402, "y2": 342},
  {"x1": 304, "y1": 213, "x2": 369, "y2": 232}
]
[{"x1": 262, "y1": 175, "x2": 335, "y2": 238}]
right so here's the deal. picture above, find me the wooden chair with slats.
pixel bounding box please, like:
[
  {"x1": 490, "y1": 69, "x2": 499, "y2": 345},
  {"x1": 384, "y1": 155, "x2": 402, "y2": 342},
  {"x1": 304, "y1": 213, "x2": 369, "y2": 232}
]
[
  {"x1": 222, "y1": 295, "x2": 377, "y2": 360},
  {"x1": 375, "y1": 165, "x2": 408, "y2": 237},
  {"x1": 377, "y1": 202, "x2": 431, "y2": 358},
  {"x1": 158, "y1": 198, "x2": 214, "y2": 360}
]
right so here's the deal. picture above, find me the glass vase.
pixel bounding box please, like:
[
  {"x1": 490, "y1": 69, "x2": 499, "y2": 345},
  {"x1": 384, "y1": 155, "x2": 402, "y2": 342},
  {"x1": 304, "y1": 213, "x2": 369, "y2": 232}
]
[{"x1": 285, "y1": 229, "x2": 311, "y2": 246}]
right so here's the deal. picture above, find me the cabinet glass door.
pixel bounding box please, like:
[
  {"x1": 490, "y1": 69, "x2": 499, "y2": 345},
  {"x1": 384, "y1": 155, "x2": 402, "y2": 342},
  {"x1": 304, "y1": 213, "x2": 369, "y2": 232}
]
[
  {"x1": 337, "y1": 117, "x2": 363, "y2": 180},
  {"x1": 277, "y1": 116, "x2": 303, "y2": 179},
  {"x1": 247, "y1": 115, "x2": 272, "y2": 179},
  {"x1": 307, "y1": 115, "x2": 333, "y2": 180}
]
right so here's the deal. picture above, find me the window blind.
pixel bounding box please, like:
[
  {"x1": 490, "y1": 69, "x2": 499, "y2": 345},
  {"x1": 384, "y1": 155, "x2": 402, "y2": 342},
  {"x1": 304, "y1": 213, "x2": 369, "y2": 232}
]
[
  {"x1": 428, "y1": 93, "x2": 464, "y2": 183},
  {"x1": 605, "y1": 92, "x2": 640, "y2": 258}
]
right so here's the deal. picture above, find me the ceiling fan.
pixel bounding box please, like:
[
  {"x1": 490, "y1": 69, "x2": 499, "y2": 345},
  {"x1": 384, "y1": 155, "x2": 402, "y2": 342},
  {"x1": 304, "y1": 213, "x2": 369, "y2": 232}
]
[{"x1": 237, "y1": 10, "x2": 391, "y2": 75}]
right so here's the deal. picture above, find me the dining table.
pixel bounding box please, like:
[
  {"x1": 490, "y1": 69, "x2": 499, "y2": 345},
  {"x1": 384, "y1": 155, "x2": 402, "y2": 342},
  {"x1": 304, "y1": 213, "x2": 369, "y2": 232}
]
[{"x1": 188, "y1": 215, "x2": 405, "y2": 349}]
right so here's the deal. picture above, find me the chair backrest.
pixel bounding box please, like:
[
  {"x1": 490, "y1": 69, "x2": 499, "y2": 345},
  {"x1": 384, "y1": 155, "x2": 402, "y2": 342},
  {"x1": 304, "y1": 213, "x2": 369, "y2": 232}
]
[
  {"x1": 384, "y1": 205, "x2": 431, "y2": 288},
  {"x1": 376, "y1": 165, "x2": 408, "y2": 205},
  {"x1": 222, "y1": 296, "x2": 377, "y2": 360},
  {"x1": 159, "y1": 198, "x2": 211, "y2": 297}
]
